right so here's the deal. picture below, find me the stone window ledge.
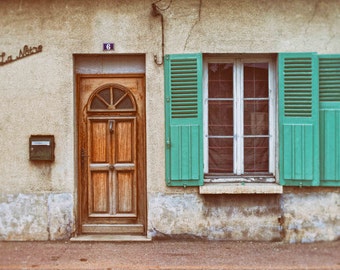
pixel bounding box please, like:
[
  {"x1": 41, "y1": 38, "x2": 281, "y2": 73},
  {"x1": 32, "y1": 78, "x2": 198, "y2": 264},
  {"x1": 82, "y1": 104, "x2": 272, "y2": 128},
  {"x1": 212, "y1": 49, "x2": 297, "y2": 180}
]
[{"x1": 199, "y1": 182, "x2": 283, "y2": 194}]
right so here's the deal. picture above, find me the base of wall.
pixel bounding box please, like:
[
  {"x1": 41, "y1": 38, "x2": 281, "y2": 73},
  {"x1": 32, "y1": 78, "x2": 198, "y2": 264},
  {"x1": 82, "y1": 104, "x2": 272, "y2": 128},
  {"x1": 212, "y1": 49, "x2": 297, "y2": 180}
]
[
  {"x1": 148, "y1": 193, "x2": 283, "y2": 241},
  {"x1": 148, "y1": 191, "x2": 340, "y2": 243},
  {"x1": 1, "y1": 190, "x2": 339, "y2": 243},
  {"x1": 0, "y1": 193, "x2": 74, "y2": 241}
]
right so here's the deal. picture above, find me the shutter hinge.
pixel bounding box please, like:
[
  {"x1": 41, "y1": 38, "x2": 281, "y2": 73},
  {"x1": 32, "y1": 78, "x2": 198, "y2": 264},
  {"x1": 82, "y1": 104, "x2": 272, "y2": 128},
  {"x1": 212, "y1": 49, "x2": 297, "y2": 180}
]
[{"x1": 166, "y1": 139, "x2": 171, "y2": 148}]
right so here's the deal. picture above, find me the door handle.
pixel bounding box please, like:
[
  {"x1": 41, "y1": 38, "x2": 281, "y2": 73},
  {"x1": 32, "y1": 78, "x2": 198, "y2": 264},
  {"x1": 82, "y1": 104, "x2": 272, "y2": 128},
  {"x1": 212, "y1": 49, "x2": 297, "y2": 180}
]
[{"x1": 109, "y1": 120, "x2": 115, "y2": 134}]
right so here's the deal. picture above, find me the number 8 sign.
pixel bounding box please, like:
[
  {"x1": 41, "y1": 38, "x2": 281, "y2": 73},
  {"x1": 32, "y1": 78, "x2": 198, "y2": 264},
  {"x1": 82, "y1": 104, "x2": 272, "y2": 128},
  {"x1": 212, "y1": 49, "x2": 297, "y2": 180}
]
[{"x1": 103, "y1": 43, "x2": 114, "y2": 51}]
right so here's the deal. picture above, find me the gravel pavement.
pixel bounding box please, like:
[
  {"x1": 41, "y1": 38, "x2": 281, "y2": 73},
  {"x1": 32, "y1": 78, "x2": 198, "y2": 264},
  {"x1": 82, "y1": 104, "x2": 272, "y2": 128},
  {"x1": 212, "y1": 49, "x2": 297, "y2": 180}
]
[{"x1": 1, "y1": 240, "x2": 340, "y2": 269}]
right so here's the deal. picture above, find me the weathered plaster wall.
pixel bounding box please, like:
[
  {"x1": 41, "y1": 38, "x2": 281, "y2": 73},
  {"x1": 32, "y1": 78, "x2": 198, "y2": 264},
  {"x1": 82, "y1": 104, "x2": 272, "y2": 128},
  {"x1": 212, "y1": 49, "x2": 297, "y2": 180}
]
[
  {"x1": 148, "y1": 193, "x2": 282, "y2": 241},
  {"x1": 0, "y1": 193, "x2": 73, "y2": 240},
  {"x1": 282, "y1": 189, "x2": 340, "y2": 243},
  {"x1": 157, "y1": 0, "x2": 340, "y2": 54},
  {"x1": 147, "y1": 190, "x2": 340, "y2": 243},
  {"x1": 0, "y1": 0, "x2": 339, "y2": 241}
]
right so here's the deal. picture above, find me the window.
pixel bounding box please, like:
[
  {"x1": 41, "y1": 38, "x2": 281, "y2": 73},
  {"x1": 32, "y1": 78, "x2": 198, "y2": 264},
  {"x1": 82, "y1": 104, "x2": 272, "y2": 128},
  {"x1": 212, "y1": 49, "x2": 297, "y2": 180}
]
[
  {"x1": 203, "y1": 57, "x2": 276, "y2": 178},
  {"x1": 164, "y1": 53, "x2": 340, "y2": 187}
]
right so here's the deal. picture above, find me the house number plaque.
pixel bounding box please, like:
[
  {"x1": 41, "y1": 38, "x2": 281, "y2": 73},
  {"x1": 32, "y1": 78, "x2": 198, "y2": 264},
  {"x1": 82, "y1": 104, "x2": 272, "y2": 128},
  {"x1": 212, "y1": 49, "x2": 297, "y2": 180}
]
[
  {"x1": 103, "y1": 43, "x2": 114, "y2": 51},
  {"x1": 0, "y1": 44, "x2": 43, "y2": 66}
]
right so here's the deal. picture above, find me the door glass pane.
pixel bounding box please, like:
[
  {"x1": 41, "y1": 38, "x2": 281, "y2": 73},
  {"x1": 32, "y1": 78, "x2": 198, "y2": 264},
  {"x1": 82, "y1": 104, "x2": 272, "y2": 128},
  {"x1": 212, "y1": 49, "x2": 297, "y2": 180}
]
[
  {"x1": 244, "y1": 138, "x2": 269, "y2": 172},
  {"x1": 91, "y1": 88, "x2": 110, "y2": 109},
  {"x1": 116, "y1": 95, "x2": 133, "y2": 109},
  {"x1": 209, "y1": 138, "x2": 233, "y2": 173},
  {"x1": 90, "y1": 86, "x2": 134, "y2": 110},
  {"x1": 113, "y1": 88, "x2": 134, "y2": 109}
]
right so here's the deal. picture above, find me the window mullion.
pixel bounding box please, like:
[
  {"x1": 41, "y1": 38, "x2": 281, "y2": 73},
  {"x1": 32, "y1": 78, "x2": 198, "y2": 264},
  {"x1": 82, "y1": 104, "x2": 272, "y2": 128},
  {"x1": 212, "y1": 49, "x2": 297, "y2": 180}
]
[{"x1": 235, "y1": 60, "x2": 244, "y2": 175}]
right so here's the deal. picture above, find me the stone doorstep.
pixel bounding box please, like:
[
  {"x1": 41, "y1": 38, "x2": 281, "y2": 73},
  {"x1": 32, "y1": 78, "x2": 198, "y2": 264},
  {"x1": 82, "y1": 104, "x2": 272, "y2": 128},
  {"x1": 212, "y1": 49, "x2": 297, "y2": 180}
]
[{"x1": 70, "y1": 234, "x2": 152, "y2": 242}]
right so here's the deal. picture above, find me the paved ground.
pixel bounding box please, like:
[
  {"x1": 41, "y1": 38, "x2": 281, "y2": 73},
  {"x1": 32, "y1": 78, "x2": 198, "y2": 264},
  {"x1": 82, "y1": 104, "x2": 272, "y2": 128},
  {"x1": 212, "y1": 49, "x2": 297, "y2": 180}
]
[{"x1": 0, "y1": 240, "x2": 340, "y2": 270}]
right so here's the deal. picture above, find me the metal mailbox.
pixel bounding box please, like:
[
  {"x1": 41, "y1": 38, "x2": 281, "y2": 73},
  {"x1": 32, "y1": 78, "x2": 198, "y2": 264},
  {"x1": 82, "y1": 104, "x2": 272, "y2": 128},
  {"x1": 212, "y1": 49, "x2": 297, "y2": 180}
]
[{"x1": 29, "y1": 135, "x2": 55, "y2": 161}]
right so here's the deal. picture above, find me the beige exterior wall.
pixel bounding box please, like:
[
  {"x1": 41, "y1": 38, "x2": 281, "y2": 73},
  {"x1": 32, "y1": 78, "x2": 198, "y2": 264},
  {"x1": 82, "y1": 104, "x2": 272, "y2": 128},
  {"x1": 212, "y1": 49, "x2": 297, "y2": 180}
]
[{"x1": 0, "y1": 0, "x2": 339, "y2": 241}]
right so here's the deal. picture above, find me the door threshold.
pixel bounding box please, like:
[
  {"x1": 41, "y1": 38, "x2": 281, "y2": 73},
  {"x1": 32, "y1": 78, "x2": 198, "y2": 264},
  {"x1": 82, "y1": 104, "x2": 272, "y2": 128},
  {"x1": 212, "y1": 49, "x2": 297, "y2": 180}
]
[{"x1": 70, "y1": 234, "x2": 152, "y2": 242}]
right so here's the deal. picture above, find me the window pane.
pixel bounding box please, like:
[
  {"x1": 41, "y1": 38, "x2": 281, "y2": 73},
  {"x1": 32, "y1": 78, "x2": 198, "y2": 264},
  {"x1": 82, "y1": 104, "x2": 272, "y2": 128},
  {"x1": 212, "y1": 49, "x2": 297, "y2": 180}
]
[
  {"x1": 244, "y1": 63, "x2": 268, "y2": 98},
  {"x1": 208, "y1": 63, "x2": 233, "y2": 98},
  {"x1": 244, "y1": 138, "x2": 269, "y2": 172},
  {"x1": 244, "y1": 100, "x2": 268, "y2": 135},
  {"x1": 208, "y1": 100, "x2": 233, "y2": 136},
  {"x1": 209, "y1": 138, "x2": 233, "y2": 173}
]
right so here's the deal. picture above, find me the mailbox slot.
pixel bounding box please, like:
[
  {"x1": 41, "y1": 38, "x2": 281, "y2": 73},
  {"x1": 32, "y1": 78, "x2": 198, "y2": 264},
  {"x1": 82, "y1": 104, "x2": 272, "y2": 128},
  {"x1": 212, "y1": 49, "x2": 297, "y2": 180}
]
[{"x1": 29, "y1": 135, "x2": 55, "y2": 161}]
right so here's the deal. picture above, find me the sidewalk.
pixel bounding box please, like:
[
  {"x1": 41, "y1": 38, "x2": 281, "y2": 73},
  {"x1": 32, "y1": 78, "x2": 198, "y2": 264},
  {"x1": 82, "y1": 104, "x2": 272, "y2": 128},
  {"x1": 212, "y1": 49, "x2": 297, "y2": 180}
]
[{"x1": 1, "y1": 239, "x2": 339, "y2": 270}]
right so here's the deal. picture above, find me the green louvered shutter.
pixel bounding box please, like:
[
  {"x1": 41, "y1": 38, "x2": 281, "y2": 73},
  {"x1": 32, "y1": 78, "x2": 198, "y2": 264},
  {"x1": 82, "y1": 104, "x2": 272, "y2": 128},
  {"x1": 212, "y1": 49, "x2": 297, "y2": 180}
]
[
  {"x1": 279, "y1": 53, "x2": 320, "y2": 186},
  {"x1": 319, "y1": 55, "x2": 340, "y2": 186},
  {"x1": 164, "y1": 54, "x2": 203, "y2": 186}
]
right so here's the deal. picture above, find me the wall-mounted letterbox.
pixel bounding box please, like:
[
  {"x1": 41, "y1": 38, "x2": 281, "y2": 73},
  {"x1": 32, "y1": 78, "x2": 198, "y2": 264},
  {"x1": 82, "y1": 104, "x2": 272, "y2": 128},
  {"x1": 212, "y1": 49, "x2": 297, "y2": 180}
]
[{"x1": 29, "y1": 135, "x2": 55, "y2": 161}]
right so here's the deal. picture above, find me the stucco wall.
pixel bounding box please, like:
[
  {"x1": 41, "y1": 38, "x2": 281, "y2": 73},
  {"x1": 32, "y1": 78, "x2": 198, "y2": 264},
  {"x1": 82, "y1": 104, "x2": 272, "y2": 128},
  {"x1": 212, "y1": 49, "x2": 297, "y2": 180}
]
[
  {"x1": 147, "y1": 189, "x2": 340, "y2": 243},
  {"x1": 0, "y1": 0, "x2": 339, "y2": 242}
]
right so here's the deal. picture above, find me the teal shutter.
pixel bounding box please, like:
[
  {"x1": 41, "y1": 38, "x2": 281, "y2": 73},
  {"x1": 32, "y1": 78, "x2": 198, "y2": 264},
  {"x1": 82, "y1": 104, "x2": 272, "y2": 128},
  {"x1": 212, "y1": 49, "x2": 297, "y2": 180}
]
[
  {"x1": 164, "y1": 54, "x2": 203, "y2": 186},
  {"x1": 319, "y1": 55, "x2": 340, "y2": 186},
  {"x1": 279, "y1": 53, "x2": 320, "y2": 186}
]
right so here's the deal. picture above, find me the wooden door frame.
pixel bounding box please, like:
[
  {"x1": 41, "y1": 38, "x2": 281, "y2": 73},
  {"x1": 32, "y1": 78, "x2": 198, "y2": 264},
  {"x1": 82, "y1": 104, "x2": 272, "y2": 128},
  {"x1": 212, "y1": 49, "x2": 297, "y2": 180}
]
[{"x1": 75, "y1": 74, "x2": 147, "y2": 235}]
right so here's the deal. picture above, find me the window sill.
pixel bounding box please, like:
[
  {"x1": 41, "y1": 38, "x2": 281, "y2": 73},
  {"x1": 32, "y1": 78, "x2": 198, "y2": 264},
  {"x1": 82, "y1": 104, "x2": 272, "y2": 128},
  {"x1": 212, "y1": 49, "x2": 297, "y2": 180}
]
[{"x1": 199, "y1": 182, "x2": 283, "y2": 194}]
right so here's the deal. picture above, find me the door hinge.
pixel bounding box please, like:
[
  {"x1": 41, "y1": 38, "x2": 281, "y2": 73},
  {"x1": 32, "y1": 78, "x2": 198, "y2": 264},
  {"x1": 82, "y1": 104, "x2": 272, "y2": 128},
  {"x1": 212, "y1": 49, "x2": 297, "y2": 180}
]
[{"x1": 81, "y1": 148, "x2": 89, "y2": 168}]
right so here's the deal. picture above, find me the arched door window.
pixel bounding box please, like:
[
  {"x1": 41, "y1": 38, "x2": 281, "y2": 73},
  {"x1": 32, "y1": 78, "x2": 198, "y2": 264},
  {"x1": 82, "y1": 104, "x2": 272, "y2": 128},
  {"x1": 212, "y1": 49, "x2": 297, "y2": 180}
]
[{"x1": 88, "y1": 84, "x2": 136, "y2": 112}]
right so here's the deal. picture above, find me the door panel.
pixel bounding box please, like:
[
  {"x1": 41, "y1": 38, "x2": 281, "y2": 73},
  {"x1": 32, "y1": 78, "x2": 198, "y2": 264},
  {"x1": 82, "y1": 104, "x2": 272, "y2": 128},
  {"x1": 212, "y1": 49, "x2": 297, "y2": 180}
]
[
  {"x1": 77, "y1": 74, "x2": 146, "y2": 235},
  {"x1": 91, "y1": 121, "x2": 108, "y2": 163},
  {"x1": 116, "y1": 171, "x2": 135, "y2": 214},
  {"x1": 116, "y1": 120, "x2": 134, "y2": 163},
  {"x1": 91, "y1": 171, "x2": 109, "y2": 213}
]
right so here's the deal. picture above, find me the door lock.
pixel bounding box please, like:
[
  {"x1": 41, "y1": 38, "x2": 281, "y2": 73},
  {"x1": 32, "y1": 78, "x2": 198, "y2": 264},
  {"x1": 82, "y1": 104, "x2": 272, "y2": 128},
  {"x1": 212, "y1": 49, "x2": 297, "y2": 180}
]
[{"x1": 109, "y1": 164, "x2": 115, "y2": 170}]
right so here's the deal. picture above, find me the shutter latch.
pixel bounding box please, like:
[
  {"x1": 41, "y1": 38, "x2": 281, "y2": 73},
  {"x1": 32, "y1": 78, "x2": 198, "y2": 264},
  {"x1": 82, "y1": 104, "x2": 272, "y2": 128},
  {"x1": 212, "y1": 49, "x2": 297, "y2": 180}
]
[{"x1": 166, "y1": 139, "x2": 171, "y2": 148}]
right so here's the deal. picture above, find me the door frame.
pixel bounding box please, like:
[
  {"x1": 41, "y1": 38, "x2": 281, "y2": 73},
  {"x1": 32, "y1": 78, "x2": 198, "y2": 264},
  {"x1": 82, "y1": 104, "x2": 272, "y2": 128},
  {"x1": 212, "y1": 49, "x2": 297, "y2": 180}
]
[{"x1": 75, "y1": 74, "x2": 147, "y2": 235}]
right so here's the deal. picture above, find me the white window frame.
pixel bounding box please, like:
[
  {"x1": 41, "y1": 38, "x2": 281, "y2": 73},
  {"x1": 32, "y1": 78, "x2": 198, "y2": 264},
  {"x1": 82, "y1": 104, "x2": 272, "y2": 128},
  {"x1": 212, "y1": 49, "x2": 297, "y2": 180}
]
[{"x1": 203, "y1": 55, "x2": 277, "y2": 181}]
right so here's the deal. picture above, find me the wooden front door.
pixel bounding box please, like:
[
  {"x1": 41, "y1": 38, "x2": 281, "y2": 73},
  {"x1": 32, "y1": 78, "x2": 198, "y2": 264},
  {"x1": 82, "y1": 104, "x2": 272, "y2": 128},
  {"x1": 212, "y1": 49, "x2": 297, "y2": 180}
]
[{"x1": 77, "y1": 74, "x2": 146, "y2": 235}]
